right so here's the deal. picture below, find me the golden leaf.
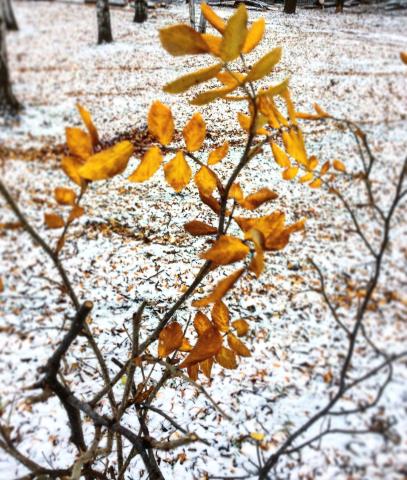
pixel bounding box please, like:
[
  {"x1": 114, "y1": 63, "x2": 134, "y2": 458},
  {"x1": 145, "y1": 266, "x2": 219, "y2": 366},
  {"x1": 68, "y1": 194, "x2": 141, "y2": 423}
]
[
  {"x1": 164, "y1": 63, "x2": 223, "y2": 94},
  {"x1": 237, "y1": 113, "x2": 268, "y2": 135},
  {"x1": 313, "y1": 103, "x2": 329, "y2": 118},
  {"x1": 211, "y1": 301, "x2": 230, "y2": 332},
  {"x1": 271, "y1": 143, "x2": 290, "y2": 168},
  {"x1": 240, "y1": 188, "x2": 278, "y2": 210},
  {"x1": 190, "y1": 85, "x2": 236, "y2": 106},
  {"x1": 68, "y1": 205, "x2": 84, "y2": 223},
  {"x1": 179, "y1": 337, "x2": 193, "y2": 352},
  {"x1": 194, "y1": 166, "x2": 217, "y2": 196},
  {"x1": 183, "y1": 113, "x2": 206, "y2": 152},
  {"x1": 250, "y1": 432, "x2": 265, "y2": 441},
  {"x1": 201, "y1": 3, "x2": 226, "y2": 33},
  {"x1": 258, "y1": 78, "x2": 289, "y2": 99},
  {"x1": 245, "y1": 47, "x2": 282, "y2": 83},
  {"x1": 308, "y1": 156, "x2": 318, "y2": 170},
  {"x1": 401, "y1": 52, "x2": 407, "y2": 64},
  {"x1": 44, "y1": 213, "x2": 64, "y2": 229},
  {"x1": 309, "y1": 178, "x2": 322, "y2": 188},
  {"x1": 333, "y1": 159, "x2": 346, "y2": 172},
  {"x1": 179, "y1": 327, "x2": 222, "y2": 368},
  {"x1": 77, "y1": 104, "x2": 99, "y2": 147},
  {"x1": 200, "y1": 357, "x2": 214, "y2": 378},
  {"x1": 216, "y1": 347, "x2": 237, "y2": 369},
  {"x1": 163, "y1": 151, "x2": 192, "y2": 192},
  {"x1": 282, "y1": 166, "x2": 299, "y2": 180},
  {"x1": 201, "y1": 235, "x2": 250, "y2": 265},
  {"x1": 202, "y1": 33, "x2": 222, "y2": 57},
  {"x1": 158, "y1": 322, "x2": 184, "y2": 357},
  {"x1": 282, "y1": 129, "x2": 308, "y2": 166},
  {"x1": 128, "y1": 146, "x2": 163, "y2": 182},
  {"x1": 159, "y1": 24, "x2": 209, "y2": 56},
  {"x1": 229, "y1": 183, "x2": 244, "y2": 202},
  {"x1": 192, "y1": 268, "x2": 245, "y2": 307},
  {"x1": 320, "y1": 161, "x2": 330, "y2": 175},
  {"x1": 220, "y1": 4, "x2": 248, "y2": 62},
  {"x1": 242, "y1": 18, "x2": 265, "y2": 54},
  {"x1": 148, "y1": 101, "x2": 174, "y2": 146},
  {"x1": 295, "y1": 111, "x2": 321, "y2": 121},
  {"x1": 194, "y1": 311, "x2": 213, "y2": 336},
  {"x1": 61, "y1": 156, "x2": 84, "y2": 186},
  {"x1": 227, "y1": 333, "x2": 251, "y2": 357},
  {"x1": 299, "y1": 172, "x2": 313, "y2": 183},
  {"x1": 0, "y1": 277, "x2": 3, "y2": 293},
  {"x1": 184, "y1": 220, "x2": 217, "y2": 236},
  {"x1": 232, "y1": 319, "x2": 249, "y2": 337},
  {"x1": 78, "y1": 141, "x2": 134, "y2": 181},
  {"x1": 216, "y1": 71, "x2": 245, "y2": 87},
  {"x1": 65, "y1": 127, "x2": 93, "y2": 160},
  {"x1": 208, "y1": 142, "x2": 229, "y2": 165},
  {"x1": 246, "y1": 228, "x2": 264, "y2": 278},
  {"x1": 54, "y1": 187, "x2": 76, "y2": 206}
]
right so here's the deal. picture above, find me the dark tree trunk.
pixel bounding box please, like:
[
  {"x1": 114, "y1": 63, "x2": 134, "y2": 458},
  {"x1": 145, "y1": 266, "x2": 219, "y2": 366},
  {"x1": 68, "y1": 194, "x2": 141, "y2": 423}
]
[
  {"x1": 335, "y1": 0, "x2": 344, "y2": 12},
  {"x1": 2, "y1": 0, "x2": 18, "y2": 31},
  {"x1": 133, "y1": 0, "x2": 147, "y2": 23},
  {"x1": 0, "y1": 7, "x2": 20, "y2": 115},
  {"x1": 96, "y1": 0, "x2": 113, "y2": 44},
  {"x1": 284, "y1": 0, "x2": 297, "y2": 13}
]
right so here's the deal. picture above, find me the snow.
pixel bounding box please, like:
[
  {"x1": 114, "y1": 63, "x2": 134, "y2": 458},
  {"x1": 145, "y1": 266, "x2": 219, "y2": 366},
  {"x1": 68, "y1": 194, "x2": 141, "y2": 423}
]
[{"x1": 1, "y1": 1, "x2": 407, "y2": 479}]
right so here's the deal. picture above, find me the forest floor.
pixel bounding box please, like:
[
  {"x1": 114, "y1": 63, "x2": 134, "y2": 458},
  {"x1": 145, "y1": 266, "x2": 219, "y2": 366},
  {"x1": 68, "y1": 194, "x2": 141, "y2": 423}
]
[{"x1": 1, "y1": 1, "x2": 407, "y2": 479}]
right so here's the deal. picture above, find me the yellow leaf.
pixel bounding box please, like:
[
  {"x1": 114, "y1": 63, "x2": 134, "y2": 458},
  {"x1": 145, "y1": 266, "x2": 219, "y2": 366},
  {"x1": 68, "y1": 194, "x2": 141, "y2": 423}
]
[
  {"x1": 208, "y1": 142, "x2": 229, "y2": 165},
  {"x1": 216, "y1": 347, "x2": 237, "y2": 369},
  {"x1": 245, "y1": 47, "x2": 282, "y2": 83},
  {"x1": 227, "y1": 333, "x2": 251, "y2": 356},
  {"x1": 308, "y1": 155, "x2": 318, "y2": 170},
  {"x1": 44, "y1": 213, "x2": 64, "y2": 229},
  {"x1": 271, "y1": 142, "x2": 290, "y2": 168},
  {"x1": 258, "y1": 77, "x2": 290, "y2": 98},
  {"x1": 54, "y1": 187, "x2": 76, "y2": 206},
  {"x1": 148, "y1": 101, "x2": 174, "y2": 146},
  {"x1": 78, "y1": 141, "x2": 134, "y2": 181},
  {"x1": 179, "y1": 327, "x2": 222, "y2": 368},
  {"x1": 61, "y1": 156, "x2": 84, "y2": 186},
  {"x1": 158, "y1": 322, "x2": 184, "y2": 357},
  {"x1": 163, "y1": 63, "x2": 223, "y2": 94},
  {"x1": 333, "y1": 159, "x2": 346, "y2": 173},
  {"x1": 194, "y1": 165, "x2": 217, "y2": 196},
  {"x1": 65, "y1": 127, "x2": 93, "y2": 160},
  {"x1": 242, "y1": 18, "x2": 265, "y2": 54},
  {"x1": 295, "y1": 111, "x2": 321, "y2": 121},
  {"x1": 183, "y1": 113, "x2": 206, "y2": 152},
  {"x1": 320, "y1": 160, "x2": 330, "y2": 175},
  {"x1": 220, "y1": 4, "x2": 248, "y2": 62},
  {"x1": 401, "y1": 52, "x2": 407, "y2": 64},
  {"x1": 200, "y1": 358, "x2": 214, "y2": 378},
  {"x1": 201, "y1": 235, "x2": 250, "y2": 265},
  {"x1": 77, "y1": 104, "x2": 99, "y2": 147},
  {"x1": 282, "y1": 129, "x2": 308, "y2": 166},
  {"x1": 229, "y1": 183, "x2": 244, "y2": 202},
  {"x1": 200, "y1": 3, "x2": 226, "y2": 33},
  {"x1": 179, "y1": 337, "x2": 193, "y2": 352},
  {"x1": 163, "y1": 151, "x2": 192, "y2": 192},
  {"x1": 246, "y1": 228, "x2": 264, "y2": 278},
  {"x1": 202, "y1": 33, "x2": 222, "y2": 57},
  {"x1": 190, "y1": 85, "x2": 236, "y2": 106},
  {"x1": 159, "y1": 24, "x2": 210, "y2": 56},
  {"x1": 309, "y1": 178, "x2": 322, "y2": 188},
  {"x1": 194, "y1": 311, "x2": 213, "y2": 336},
  {"x1": 216, "y1": 71, "x2": 245, "y2": 87},
  {"x1": 232, "y1": 319, "x2": 249, "y2": 337},
  {"x1": 184, "y1": 220, "x2": 218, "y2": 236},
  {"x1": 250, "y1": 432, "x2": 265, "y2": 441},
  {"x1": 313, "y1": 103, "x2": 329, "y2": 118},
  {"x1": 193, "y1": 268, "x2": 245, "y2": 307},
  {"x1": 299, "y1": 172, "x2": 313, "y2": 183},
  {"x1": 128, "y1": 146, "x2": 163, "y2": 182},
  {"x1": 240, "y1": 188, "x2": 278, "y2": 210},
  {"x1": 211, "y1": 301, "x2": 230, "y2": 332},
  {"x1": 282, "y1": 166, "x2": 299, "y2": 180}
]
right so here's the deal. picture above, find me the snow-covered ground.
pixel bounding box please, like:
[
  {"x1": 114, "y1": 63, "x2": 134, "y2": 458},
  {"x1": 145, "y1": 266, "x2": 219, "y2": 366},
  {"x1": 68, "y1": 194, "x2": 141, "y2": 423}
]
[{"x1": 0, "y1": 2, "x2": 407, "y2": 479}]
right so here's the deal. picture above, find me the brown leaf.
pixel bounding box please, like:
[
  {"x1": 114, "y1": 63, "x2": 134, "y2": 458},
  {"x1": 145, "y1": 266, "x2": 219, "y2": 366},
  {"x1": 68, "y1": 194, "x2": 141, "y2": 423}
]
[
  {"x1": 187, "y1": 364, "x2": 199, "y2": 381},
  {"x1": 179, "y1": 327, "x2": 222, "y2": 368},
  {"x1": 194, "y1": 311, "x2": 213, "y2": 336},
  {"x1": 211, "y1": 301, "x2": 230, "y2": 332},
  {"x1": 232, "y1": 319, "x2": 249, "y2": 337},
  {"x1": 240, "y1": 188, "x2": 278, "y2": 210},
  {"x1": 44, "y1": 213, "x2": 64, "y2": 229},
  {"x1": 216, "y1": 347, "x2": 237, "y2": 369},
  {"x1": 201, "y1": 235, "x2": 249, "y2": 265},
  {"x1": 159, "y1": 24, "x2": 210, "y2": 56},
  {"x1": 184, "y1": 220, "x2": 217, "y2": 236},
  {"x1": 227, "y1": 333, "x2": 251, "y2": 357},
  {"x1": 200, "y1": 357, "x2": 214, "y2": 378},
  {"x1": 158, "y1": 322, "x2": 184, "y2": 357},
  {"x1": 54, "y1": 187, "x2": 76, "y2": 206},
  {"x1": 68, "y1": 205, "x2": 84, "y2": 223},
  {"x1": 192, "y1": 268, "x2": 245, "y2": 307}
]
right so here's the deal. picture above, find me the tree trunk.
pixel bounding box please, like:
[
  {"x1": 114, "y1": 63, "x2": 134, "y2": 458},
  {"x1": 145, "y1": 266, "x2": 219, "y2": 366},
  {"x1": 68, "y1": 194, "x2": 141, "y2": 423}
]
[
  {"x1": 189, "y1": 0, "x2": 196, "y2": 30},
  {"x1": 2, "y1": 0, "x2": 18, "y2": 31},
  {"x1": 96, "y1": 0, "x2": 113, "y2": 45},
  {"x1": 133, "y1": 0, "x2": 147, "y2": 23},
  {"x1": 198, "y1": 1, "x2": 206, "y2": 33},
  {"x1": 284, "y1": 0, "x2": 297, "y2": 13},
  {"x1": 0, "y1": 8, "x2": 20, "y2": 114},
  {"x1": 335, "y1": 0, "x2": 344, "y2": 12}
]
